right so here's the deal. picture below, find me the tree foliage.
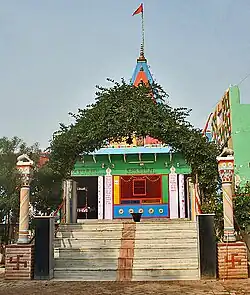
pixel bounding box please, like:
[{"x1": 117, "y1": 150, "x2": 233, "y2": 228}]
[
  {"x1": 234, "y1": 184, "x2": 250, "y2": 232},
  {"x1": 30, "y1": 165, "x2": 62, "y2": 215},
  {"x1": 49, "y1": 79, "x2": 220, "y2": 199}
]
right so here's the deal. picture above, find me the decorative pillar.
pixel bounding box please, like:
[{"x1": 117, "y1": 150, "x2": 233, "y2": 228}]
[
  {"x1": 169, "y1": 166, "x2": 178, "y2": 219},
  {"x1": 178, "y1": 174, "x2": 186, "y2": 218},
  {"x1": 216, "y1": 155, "x2": 236, "y2": 242},
  {"x1": 104, "y1": 168, "x2": 113, "y2": 220},
  {"x1": 16, "y1": 154, "x2": 34, "y2": 244},
  {"x1": 98, "y1": 176, "x2": 104, "y2": 219}
]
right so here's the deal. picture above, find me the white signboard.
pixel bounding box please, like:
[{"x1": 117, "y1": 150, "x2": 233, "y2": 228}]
[
  {"x1": 169, "y1": 167, "x2": 179, "y2": 219},
  {"x1": 178, "y1": 174, "x2": 186, "y2": 218},
  {"x1": 104, "y1": 175, "x2": 113, "y2": 219},
  {"x1": 98, "y1": 176, "x2": 104, "y2": 219}
]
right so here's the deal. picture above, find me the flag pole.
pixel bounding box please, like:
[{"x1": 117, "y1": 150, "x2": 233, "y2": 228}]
[{"x1": 140, "y1": 3, "x2": 145, "y2": 57}]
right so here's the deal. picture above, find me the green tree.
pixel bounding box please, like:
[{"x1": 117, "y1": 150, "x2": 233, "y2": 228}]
[
  {"x1": 49, "y1": 79, "x2": 220, "y2": 201},
  {"x1": 234, "y1": 183, "x2": 250, "y2": 232},
  {"x1": 30, "y1": 165, "x2": 62, "y2": 215}
]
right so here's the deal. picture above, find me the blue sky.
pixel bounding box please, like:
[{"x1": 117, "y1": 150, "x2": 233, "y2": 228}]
[{"x1": 1, "y1": 0, "x2": 250, "y2": 148}]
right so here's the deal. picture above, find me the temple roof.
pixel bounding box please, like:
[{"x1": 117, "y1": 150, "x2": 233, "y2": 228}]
[{"x1": 131, "y1": 54, "x2": 154, "y2": 86}]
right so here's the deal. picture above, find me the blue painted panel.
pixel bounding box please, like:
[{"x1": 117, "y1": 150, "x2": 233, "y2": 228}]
[
  {"x1": 113, "y1": 204, "x2": 169, "y2": 219},
  {"x1": 92, "y1": 146, "x2": 171, "y2": 155},
  {"x1": 131, "y1": 61, "x2": 154, "y2": 85}
]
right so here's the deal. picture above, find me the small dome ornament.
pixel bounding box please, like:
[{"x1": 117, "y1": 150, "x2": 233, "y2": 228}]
[{"x1": 16, "y1": 154, "x2": 34, "y2": 187}]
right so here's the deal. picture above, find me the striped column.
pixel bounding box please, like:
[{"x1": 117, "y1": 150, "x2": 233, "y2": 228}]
[
  {"x1": 18, "y1": 187, "x2": 30, "y2": 243},
  {"x1": 217, "y1": 156, "x2": 236, "y2": 242}
]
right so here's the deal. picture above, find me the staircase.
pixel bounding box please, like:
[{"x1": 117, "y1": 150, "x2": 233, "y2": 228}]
[
  {"x1": 132, "y1": 220, "x2": 199, "y2": 280},
  {"x1": 54, "y1": 219, "x2": 200, "y2": 281}
]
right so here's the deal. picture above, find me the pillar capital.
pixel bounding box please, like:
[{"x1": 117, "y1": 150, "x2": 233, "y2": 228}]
[
  {"x1": 16, "y1": 154, "x2": 34, "y2": 186},
  {"x1": 216, "y1": 156, "x2": 234, "y2": 183}
]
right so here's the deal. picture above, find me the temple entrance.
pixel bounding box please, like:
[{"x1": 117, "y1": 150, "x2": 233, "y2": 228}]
[{"x1": 76, "y1": 177, "x2": 98, "y2": 219}]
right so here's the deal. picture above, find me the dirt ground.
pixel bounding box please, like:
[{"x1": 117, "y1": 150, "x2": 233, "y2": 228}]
[{"x1": 0, "y1": 271, "x2": 249, "y2": 295}]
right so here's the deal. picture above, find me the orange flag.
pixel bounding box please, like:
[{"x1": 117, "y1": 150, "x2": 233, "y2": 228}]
[{"x1": 132, "y1": 3, "x2": 143, "y2": 16}]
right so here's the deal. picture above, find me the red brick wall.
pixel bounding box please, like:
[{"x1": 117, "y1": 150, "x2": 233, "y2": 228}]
[
  {"x1": 217, "y1": 242, "x2": 248, "y2": 279},
  {"x1": 117, "y1": 222, "x2": 136, "y2": 281},
  {"x1": 5, "y1": 244, "x2": 34, "y2": 280}
]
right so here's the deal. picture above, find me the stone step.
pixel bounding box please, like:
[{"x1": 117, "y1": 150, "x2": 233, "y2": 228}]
[
  {"x1": 53, "y1": 269, "x2": 117, "y2": 281},
  {"x1": 58, "y1": 225, "x2": 124, "y2": 232},
  {"x1": 134, "y1": 238, "x2": 197, "y2": 246},
  {"x1": 135, "y1": 231, "x2": 197, "y2": 239},
  {"x1": 135, "y1": 223, "x2": 197, "y2": 230},
  {"x1": 59, "y1": 220, "x2": 195, "y2": 228},
  {"x1": 54, "y1": 238, "x2": 122, "y2": 248},
  {"x1": 54, "y1": 238, "x2": 197, "y2": 248},
  {"x1": 55, "y1": 258, "x2": 118, "y2": 269},
  {"x1": 56, "y1": 230, "x2": 196, "y2": 239},
  {"x1": 56, "y1": 231, "x2": 122, "y2": 239},
  {"x1": 133, "y1": 248, "x2": 198, "y2": 258},
  {"x1": 132, "y1": 258, "x2": 198, "y2": 269},
  {"x1": 55, "y1": 243, "x2": 197, "y2": 257},
  {"x1": 54, "y1": 248, "x2": 120, "y2": 259},
  {"x1": 132, "y1": 268, "x2": 200, "y2": 281},
  {"x1": 53, "y1": 267, "x2": 199, "y2": 281},
  {"x1": 61, "y1": 221, "x2": 196, "y2": 226},
  {"x1": 54, "y1": 246, "x2": 198, "y2": 259}
]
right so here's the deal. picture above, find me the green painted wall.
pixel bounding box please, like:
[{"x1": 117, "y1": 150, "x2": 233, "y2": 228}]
[
  {"x1": 230, "y1": 86, "x2": 250, "y2": 184},
  {"x1": 72, "y1": 152, "x2": 191, "y2": 176},
  {"x1": 162, "y1": 175, "x2": 169, "y2": 203}
]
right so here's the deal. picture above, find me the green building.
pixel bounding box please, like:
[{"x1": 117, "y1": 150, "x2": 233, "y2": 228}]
[{"x1": 210, "y1": 85, "x2": 250, "y2": 186}]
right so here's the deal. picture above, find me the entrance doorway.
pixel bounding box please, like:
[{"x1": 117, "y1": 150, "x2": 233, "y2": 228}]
[{"x1": 75, "y1": 177, "x2": 98, "y2": 219}]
